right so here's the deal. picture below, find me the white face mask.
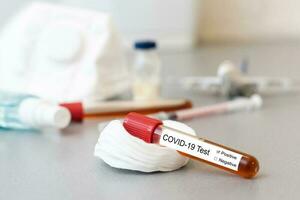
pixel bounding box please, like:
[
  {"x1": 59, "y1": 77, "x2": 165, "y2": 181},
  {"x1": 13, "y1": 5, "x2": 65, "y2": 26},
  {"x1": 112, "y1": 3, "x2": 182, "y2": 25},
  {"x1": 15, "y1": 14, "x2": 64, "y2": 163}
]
[
  {"x1": 0, "y1": 2, "x2": 129, "y2": 102},
  {"x1": 94, "y1": 119, "x2": 195, "y2": 172}
]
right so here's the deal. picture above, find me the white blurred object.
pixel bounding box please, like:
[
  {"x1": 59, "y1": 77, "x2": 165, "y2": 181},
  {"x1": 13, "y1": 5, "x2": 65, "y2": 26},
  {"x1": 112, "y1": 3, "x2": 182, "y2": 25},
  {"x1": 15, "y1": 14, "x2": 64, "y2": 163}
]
[
  {"x1": 0, "y1": 2, "x2": 129, "y2": 102},
  {"x1": 94, "y1": 119, "x2": 196, "y2": 172},
  {"x1": 0, "y1": 91, "x2": 71, "y2": 130},
  {"x1": 179, "y1": 60, "x2": 300, "y2": 98}
]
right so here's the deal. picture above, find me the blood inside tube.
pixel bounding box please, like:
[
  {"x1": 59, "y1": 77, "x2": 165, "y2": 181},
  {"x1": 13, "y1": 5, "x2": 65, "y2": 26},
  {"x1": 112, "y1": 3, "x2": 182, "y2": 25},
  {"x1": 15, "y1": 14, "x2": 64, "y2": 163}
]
[
  {"x1": 123, "y1": 112, "x2": 259, "y2": 179},
  {"x1": 153, "y1": 126, "x2": 259, "y2": 178}
]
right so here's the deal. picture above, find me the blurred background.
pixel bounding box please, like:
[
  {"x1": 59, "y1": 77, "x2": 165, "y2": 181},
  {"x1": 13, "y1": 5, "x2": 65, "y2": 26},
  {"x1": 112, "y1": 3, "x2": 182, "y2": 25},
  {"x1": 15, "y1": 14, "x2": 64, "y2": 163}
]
[
  {"x1": 2, "y1": 2, "x2": 300, "y2": 197},
  {"x1": 2, "y1": 0, "x2": 300, "y2": 50}
]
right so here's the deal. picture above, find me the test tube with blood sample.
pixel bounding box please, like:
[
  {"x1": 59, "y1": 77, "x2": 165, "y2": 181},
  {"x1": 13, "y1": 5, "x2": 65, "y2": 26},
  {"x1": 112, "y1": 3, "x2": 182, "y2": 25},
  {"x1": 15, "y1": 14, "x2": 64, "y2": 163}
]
[{"x1": 123, "y1": 112, "x2": 259, "y2": 178}]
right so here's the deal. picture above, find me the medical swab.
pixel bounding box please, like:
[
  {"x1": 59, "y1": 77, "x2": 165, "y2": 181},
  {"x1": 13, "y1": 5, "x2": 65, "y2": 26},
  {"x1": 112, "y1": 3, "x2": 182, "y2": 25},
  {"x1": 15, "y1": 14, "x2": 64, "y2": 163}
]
[
  {"x1": 155, "y1": 95, "x2": 262, "y2": 121},
  {"x1": 123, "y1": 112, "x2": 260, "y2": 178}
]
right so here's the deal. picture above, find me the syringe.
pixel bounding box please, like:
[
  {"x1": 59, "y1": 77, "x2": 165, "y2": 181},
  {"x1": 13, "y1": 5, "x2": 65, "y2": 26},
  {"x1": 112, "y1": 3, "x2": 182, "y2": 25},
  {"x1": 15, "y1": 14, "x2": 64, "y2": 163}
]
[
  {"x1": 97, "y1": 95, "x2": 262, "y2": 130},
  {"x1": 155, "y1": 95, "x2": 262, "y2": 121}
]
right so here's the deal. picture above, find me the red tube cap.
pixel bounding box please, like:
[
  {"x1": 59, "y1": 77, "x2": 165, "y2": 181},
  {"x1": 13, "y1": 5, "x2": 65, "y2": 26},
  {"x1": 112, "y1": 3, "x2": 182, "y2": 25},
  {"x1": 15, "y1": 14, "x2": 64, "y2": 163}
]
[
  {"x1": 60, "y1": 102, "x2": 84, "y2": 122},
  {"x1": 123, "y1": 112, "x2": 162, "y2": 143}
]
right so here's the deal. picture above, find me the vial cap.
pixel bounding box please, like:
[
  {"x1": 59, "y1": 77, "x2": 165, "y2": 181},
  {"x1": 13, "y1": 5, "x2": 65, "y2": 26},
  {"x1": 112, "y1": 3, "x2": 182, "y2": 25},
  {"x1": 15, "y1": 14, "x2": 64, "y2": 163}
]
[
  {"x1": 123, "y1": 112, "x2": 162, "y2": 143},
  {"x1": 60, "y1": 102, "x2": 84, "y2": 122},
  {"x1": 134, "y1": 40, "x2": 156, "y2": 50}
]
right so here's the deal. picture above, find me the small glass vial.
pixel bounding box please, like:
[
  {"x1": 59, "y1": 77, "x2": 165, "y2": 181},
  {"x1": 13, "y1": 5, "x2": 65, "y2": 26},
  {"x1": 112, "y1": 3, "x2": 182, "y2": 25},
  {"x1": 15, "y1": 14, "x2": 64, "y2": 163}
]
[
  {"x1": 0, "y1": 91, "x2": 71, "y2": 130},
  {"x1": 132, "y1": 40, "x2": 161, "y2": 100},
  {"x1": 123, "y1": 112, "x2": 259, "y2": 179}
]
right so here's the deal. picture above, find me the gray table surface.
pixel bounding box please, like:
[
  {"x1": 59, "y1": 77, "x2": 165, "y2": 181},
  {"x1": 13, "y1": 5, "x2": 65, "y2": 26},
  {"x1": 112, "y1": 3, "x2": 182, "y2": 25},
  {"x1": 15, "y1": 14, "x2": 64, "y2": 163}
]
[{"x1": 1, "y1": 43, "x2": 300, "y2": 200}]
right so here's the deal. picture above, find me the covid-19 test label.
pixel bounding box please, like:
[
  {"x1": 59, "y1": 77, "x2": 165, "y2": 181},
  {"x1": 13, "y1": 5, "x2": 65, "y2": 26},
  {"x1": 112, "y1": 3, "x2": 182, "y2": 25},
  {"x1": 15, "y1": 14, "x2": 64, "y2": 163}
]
[{"x1": 159, "y1": 127, "x2": 242, "y2": 171}]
